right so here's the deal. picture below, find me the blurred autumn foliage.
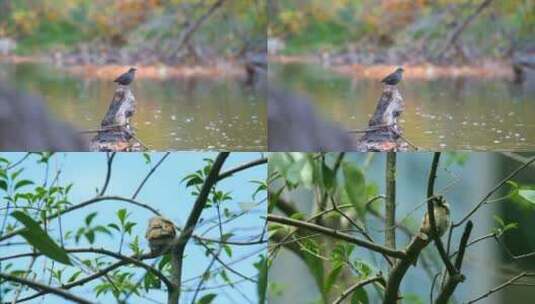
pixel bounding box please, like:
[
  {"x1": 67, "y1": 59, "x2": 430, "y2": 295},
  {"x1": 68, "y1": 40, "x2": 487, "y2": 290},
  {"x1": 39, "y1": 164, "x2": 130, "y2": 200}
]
[
  {"x1": 269, "y1": 0, "x2": 534, "y2": 59},
  {"x1": 0, "y1": 0, "x2": 266, "y2": 62}
]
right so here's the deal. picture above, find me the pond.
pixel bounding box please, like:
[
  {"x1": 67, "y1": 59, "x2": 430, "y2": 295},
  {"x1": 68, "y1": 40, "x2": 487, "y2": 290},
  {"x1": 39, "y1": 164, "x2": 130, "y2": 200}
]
[
  {"x1": 0, "y1": 62, "x2": 266, "y2": 151},
  {"x1": 270, "y1": 63, "x2": 535, "y2": 151}
]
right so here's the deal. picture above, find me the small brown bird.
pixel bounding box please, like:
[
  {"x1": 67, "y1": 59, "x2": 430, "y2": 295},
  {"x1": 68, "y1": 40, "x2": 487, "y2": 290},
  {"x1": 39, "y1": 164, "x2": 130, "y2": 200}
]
[
  {"x1": 145, "y1": 216, "x2": 176, "y2": 255},
  {"x1": 114, "y1": 67, "x2": 137, "y2": 86},
  {"x1": 420, "y1": 196, "x2": 451, "y2": 238},
  {"x1": 381, "y1": 67, "x2": 404, "y2": 85}
]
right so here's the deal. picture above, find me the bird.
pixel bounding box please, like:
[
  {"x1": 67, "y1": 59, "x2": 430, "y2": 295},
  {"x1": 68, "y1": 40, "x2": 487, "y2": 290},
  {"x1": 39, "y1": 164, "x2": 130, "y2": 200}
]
[
  {"x1": 114, "y1": 67, "x2": 137, "y2": 86},
  {"x1": 145, "y1": 216, "x2": 176, "y2": 256},
  {"x1": 381, "y1": 67, "x2": 404, "y2": 85},
  {"x1": 420, "y1": 196, "x2": 451, "y2": 238}
]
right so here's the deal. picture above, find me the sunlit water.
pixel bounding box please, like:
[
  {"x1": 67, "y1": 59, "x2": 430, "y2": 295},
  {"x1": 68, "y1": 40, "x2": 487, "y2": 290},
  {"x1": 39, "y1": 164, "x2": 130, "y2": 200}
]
[
  {"x1": 0, "y1": 62, "x2": 266, "y2": 151},
  {"x1": 271, "y1": 63, "x2": 535, "y2": 151}
]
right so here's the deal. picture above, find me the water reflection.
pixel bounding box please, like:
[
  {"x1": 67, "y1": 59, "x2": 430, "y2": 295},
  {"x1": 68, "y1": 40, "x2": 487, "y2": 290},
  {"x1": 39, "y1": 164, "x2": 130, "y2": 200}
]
[
  {"x1": 271, "y1": 64, "x2": 535, "y2": 151},
  {"x1": 0, "y1": 62, "x2": 266, "y2": 150}
]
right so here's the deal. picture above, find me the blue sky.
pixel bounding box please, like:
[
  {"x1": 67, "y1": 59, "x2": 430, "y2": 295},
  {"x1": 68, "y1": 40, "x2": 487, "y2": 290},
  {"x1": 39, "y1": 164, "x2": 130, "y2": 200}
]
[{"x1": 0, "y1": 152, "x2": 267, "y2": 303}]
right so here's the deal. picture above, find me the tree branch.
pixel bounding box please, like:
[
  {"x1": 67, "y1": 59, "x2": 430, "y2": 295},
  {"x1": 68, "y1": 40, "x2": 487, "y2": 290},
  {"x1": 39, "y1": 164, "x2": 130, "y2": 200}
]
[
  {"x1": 332, "y1": 274, "x2": 385, "y2": 304},
  {"x1": 217, "y1": 157, "x2": 267, "y2": 181},
  {"x1": 169, "y1": 152, "x2": 229, "y2": 304},
  {"x1": 385, "y1": 152, "x2": 396, "y2": 253},
  {"x1": 0, "y1": 196, "x2": 160, "y2": 242},
  {"x1": 98, "y1": 152, "x2": 116, "y2": 197},
  {"x1": 454, "y1": 156, "x2": 535, "y2": 227},
  {"x1": 435, "y1": 221, "x2": 473, "y2": 304},
  {"x1": 0, "y1": 272, "x2": 95, "y2": 304},
  {"x1": 267, "y1": 214, "x2": 406, "y2": 259},
  {"x1": 426, "y1": 153, "x2": 457, "y2": 275},
  {"x1": 132, "y1": 152, "x2": 171, "y2": 199},
  {"x1": 466, "y1": 272, "x2": 535, "y2": 304}
]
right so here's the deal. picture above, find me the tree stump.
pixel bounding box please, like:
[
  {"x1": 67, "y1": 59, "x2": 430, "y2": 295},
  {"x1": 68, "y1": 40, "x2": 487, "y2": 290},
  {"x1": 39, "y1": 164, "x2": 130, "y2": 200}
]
[
  {"x1": 90, "y1": 86, "x2": 142, "y2": 151},
  {"x1": 355, "y1": 85, "x2": 408, "y2": 151}
]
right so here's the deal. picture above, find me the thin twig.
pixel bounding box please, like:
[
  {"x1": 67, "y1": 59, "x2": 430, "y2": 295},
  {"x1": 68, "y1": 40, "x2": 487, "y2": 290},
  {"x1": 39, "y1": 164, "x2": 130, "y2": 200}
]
[
  {"x1": 99, "y1": 152, "x2": 116, "y2": 196},
  {"x1": 466, "y1": 272, "x2": 535, "y2": 304},
  {"x1": 267, "y1": 214, "x2": 407, "y2": 259},
  {"x1": 217, "y1": 157, "x2": 267, "y2": 181},
  {"x1": 332, "y1": 274, "x2": 385, "y2": 304},
  {"x1": 132, "y1": 152, "x2": 171, "y2": 199},
  {"x1": 454, "y1": 156, "x2": 535, "y2": 227},
  {"x1": 0, "y1": 272, "x2": 95, "y2": 304}
]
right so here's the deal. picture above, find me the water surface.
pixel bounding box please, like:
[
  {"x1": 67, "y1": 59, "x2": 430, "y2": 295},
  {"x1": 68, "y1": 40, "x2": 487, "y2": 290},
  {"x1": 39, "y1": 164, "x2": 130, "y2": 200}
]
[
  {"x1": 271, "y1": 63, "x2": 535, "y2": 151},
  {"x1": 0, "y1": 62, "x2": 266, "y2": 150}
]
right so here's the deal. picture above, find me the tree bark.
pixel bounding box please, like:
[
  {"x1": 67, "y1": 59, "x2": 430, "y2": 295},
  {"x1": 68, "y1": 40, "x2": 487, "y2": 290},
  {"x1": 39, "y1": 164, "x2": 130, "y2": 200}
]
[
  {"x1": 355, "y1": 85, "x2": 407, "y2": 151},
  {"x1": 90, "y1": 85, "x2": 141, "y2": 151}
]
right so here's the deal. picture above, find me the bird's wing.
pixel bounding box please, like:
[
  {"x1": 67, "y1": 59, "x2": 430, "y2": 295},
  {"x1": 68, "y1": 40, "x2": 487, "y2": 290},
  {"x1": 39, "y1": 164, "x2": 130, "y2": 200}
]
[{"x1": 381, "y1": 74, "x2": 390, "y2": 83}]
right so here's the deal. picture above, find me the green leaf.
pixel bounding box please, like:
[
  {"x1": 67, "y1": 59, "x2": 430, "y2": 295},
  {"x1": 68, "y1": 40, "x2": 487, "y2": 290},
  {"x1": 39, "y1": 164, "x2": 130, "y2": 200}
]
[
  {"x1": 0, "y1": 180, "x2": 7, "y2": 191},
  {"x1": 254, "y1": 255, "x2": 267, "y2": 304},
  {"x1": 518, "y1": 189, "x2": 535, "y2": 204},
  {"x1": 286, "y1": 155, "x2": 314, "y2": 188},
  {"x1": 85, "y1": 212, "x2": 98, "y2": 226},
  {"x1": 143, "y1": 153, "x2": 151, "y2": 164},
  {"x1": 321, "y1": 161, "x2": 336, "y2": 190},
  {"x1": 197, "y1": 293, "x2": 217, "y2": 304},
  {"x1": 186, "y1": 175, "x2": 204, "y2": 188},
  {"x1": 117, "y1": 208, "x2": 127, "y2": 225},
  {"x1": 223, "y1": 244, "x2": 232, "y2": 257},
  {"x1": 107, "y1": 223, "x2": 120, "y2": 232},
  {"x1": 351, "y1": 286, "x2": 369, "y2": 304},
  {"x1": 10, "y1": 168, "x2": 24, "y2": 181},
  {"x1": 343, "y1": 162, "x2": 366, "y2": 212},
  {"x1": 11, "y1": 211, "x2": 72, "y2": 265},
  {"x1": 325, "y1": 263, "x2": 343, "y2": 293}
]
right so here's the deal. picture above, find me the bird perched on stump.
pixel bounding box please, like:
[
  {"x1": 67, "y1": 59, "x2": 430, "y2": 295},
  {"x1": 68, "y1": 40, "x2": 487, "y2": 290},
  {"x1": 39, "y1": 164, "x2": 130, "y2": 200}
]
[
  {"x1": 381, "y1": 67, "x2": 404, "y2": 85},
  {"x1": 114, "y1": 67, "x2": 137, "y2": 86},
  {"x1": 145, "y1": 216, "x2": 176, "y2": 256}
]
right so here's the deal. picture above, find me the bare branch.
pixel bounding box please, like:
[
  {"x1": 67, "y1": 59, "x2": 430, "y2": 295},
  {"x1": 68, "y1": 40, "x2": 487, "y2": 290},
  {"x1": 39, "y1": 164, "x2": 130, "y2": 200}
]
[
  {"x1": 132, "y1": 152, "x2": 171, "y2": 199},
  {"x1": 217, "y1": 157, "x2": 267, "y2": 181},
  {"x1": 454, "y1": 156, "x2": 535, "y2": 227},
  {"x1": 437, "y1": 0, "x2": 495, "y2": 58},
  {"x1": 466, "y1": 272, "x2": 535, "y2": 304},
  {"x1": 332, "y1": 274, "x2": 385, "y2": 304},
  {"x1": 99, "y1": 152, "x2": 116, "y2": 197},
  {"x1": 0, "y1": 272, "x2": 95, "y2": 304},
  {"x1": 267, "y1": 214, "x2": 407, "y2": 259},
  {"x1": 435, "y1": 221, "x2": 473, "y2": 304},
  {"x1": 385, "y1": 152, "x2": 396, "y2": 254}
]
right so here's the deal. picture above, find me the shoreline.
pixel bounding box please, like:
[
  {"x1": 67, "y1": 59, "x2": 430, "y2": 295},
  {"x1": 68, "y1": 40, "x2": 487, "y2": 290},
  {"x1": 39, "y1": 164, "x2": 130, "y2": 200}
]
[
  {"x1": 0, "y1": 55, "x2": 246, "y2": 79},
  {"x1": 269, "y1": 55, "x2": 514, "y2": 80}
]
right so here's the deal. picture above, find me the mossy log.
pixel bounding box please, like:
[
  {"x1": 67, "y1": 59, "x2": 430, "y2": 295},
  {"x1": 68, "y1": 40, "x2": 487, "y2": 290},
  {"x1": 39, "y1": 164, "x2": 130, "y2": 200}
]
[
  {"x1": 90, "y1": 86, "x2": 142, "y2": 151},
  {"x1": 355, "y1": 85, "x2": 408, "y2": 151}
]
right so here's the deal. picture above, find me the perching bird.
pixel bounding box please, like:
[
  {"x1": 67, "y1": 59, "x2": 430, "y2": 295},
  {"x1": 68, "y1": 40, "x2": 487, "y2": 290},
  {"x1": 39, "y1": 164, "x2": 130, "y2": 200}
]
[
  {"x1": 114, "y1": 67, "x2": 137, "y2": 86},
  {"x1": 420, "y1": 196, "x2": 451, "y2": 238},
  {"x1": 145, "y1": 216, "x2": 176, "y2": 255},
  {"x1": 381, "y1": 67, "x2": 404, "y2": 85}
]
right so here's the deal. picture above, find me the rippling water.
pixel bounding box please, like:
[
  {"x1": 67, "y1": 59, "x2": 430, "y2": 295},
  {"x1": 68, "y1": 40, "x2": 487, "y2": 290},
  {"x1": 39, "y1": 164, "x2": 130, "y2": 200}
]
[
  {"x1": 271, "y1": 63, "x2": 535, "y2": 151},
  {"x1": 0, "y1": 62, "x2": 266, "y2": 151}
]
